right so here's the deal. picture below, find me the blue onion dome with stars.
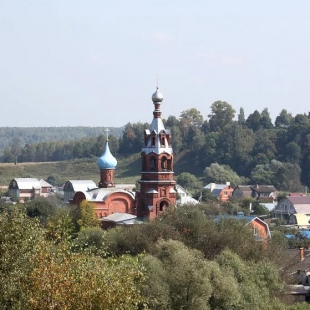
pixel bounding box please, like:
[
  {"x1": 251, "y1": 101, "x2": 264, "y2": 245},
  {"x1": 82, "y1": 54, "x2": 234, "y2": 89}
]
[{"x1": 97, "y1": 129, "x2": 117, "y2": 169}]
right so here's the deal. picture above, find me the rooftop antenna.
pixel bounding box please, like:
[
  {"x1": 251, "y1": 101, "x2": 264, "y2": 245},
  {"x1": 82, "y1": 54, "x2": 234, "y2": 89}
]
[{"x1": 105, "y1": 128, "x2": 110, "y2": 141}]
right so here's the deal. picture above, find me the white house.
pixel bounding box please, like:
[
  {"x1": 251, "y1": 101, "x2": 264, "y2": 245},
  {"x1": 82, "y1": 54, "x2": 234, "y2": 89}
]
[{"x1": 176, "y1": 184, "x2": 199, "y2": 205}]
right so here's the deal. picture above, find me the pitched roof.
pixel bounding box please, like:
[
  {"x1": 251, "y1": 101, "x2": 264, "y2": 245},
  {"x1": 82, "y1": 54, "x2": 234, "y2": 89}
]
[
  {"x1": 250, "y1": 185, "x2": 277, "y2": 193},
  {"x1": 67, "y1": 180, "x2": 97, "y2": 192},
  {"x1": 81, "y1": 187, "x2": 135, "y2": 202},
  {"x1": 235, "y1": 185, "x2": 252, "y2": 192},
  {"x1": 177, "y1": 197, "x2": 199, "y2": 205},
  {"x1": 39, "y1": 179, "x2": 53, "y2": 188},
  {"x1": 288, "y1": 214, "x2": 309, "y2": 226},
  {"x1": 214, "y1": 214, "x2": 271, "y2": 238},
  {"x1": 294, "y1": 205, "x2": 310, "y2": 214},
  {"x1": 102, "y1": 212, "x2": 137, "y2": 223},
  {"x1": 14, "y1": 178, "x2": 41, "y2": 189},
  {"x1": 287, "y1": 196, "x2": 310, "y2": 205},
  {"x1": 204, "y1": 184, "x2": 227, "y2": 190},
  {"x1": 289, "y1": 193, "x2": 305, "y2": 197},
  {"x1": 211, "y1": 188, "x2": 224, "y2": 197},
  {"x1": 283, "y1": 249, "x2": 310, "y2": 275}
]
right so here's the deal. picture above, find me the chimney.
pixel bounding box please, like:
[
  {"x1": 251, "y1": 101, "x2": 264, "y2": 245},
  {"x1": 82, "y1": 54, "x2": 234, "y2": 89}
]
[
  {"x1": 226, "y1": 181, "x2": 230, "y2": 186},
  {"x1": 300, "y1": 247, "x2": 305, "y2": 261},
  {"x1": 210, "y1": 183, "x2": 215, "y2": 192}
]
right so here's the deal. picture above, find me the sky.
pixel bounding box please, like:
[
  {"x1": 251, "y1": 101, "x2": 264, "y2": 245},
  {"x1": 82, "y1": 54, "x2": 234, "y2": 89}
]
[{"x1": 1, "y1": 0, "x2": 310, "y2": 127}]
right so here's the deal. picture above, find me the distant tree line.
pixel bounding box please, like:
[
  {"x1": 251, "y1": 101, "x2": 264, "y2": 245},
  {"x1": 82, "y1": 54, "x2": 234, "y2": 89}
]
[
  {"x1": 1, "y1": 103, "x2": 310, "y2": 190},
  {"x1": 0, "y1": 126, "x2": 123, "y2": 154}
]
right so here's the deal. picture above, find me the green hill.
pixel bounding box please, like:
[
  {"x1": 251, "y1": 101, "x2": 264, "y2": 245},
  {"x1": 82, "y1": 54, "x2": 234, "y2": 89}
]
[{"x1": 0, "y1": 150, "x2": 204, "y2": 187}]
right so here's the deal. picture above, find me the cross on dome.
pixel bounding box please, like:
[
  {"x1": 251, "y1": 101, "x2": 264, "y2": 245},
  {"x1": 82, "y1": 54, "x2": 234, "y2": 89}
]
[{"x1": 105, "y1": 128, "x2": 110, "y2": 141}]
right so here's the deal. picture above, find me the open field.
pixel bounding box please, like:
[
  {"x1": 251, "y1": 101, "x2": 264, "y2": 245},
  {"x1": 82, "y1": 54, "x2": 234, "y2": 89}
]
[
  {"x1": 0, "y1": 150, "x2": 204, "y2": 188},
  {"x1": 0, "y1": 155, "x2": 141, "y2": 187}
]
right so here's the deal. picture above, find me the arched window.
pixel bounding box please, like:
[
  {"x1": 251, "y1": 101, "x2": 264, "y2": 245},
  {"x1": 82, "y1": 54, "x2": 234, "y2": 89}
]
[
  {"x1": 167, "y1": 158, "x2": 172, "y2": 170},
  {"x1": 150, "y1": 157, "x2": 156, "y2": 171},
  {"x1": 161, "y1": 136, "x2": 165, "y2": 146},
  {"x1": 161, "y1": 156, "x2": 167, "y2": 170},
  {"x1": 159, "y1": 201, "x2": 167, "y2": 211},
  {"x1": 152, "y1": 136, "x2": 156, "y2": 146},
  {"x1": 142, "y1": 157, "x2": 146, "y2": 169}
]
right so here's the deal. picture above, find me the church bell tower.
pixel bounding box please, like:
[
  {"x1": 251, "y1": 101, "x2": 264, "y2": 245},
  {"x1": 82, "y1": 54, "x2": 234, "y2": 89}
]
[{"x1": 136, "y1": 87, "x2": 176, "y2": 219}]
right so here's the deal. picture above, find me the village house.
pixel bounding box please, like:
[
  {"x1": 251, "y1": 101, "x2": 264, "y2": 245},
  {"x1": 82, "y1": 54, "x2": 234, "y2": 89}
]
[
  {"x1": 215, "y1": 212, "x2": 271, "y2": 242},
  {"x1": 176, "y1": 184, "x2": 199, "y2": 205},
  {"x1": 204, "y1": 182, "x2": 234, "y2": 201},
  {"x1": 274, "y1": 196, "x2": 310, "y2": 223},
  {"x1": 8, "y1": 178, "x2": 53, "y2": 203},
  {"x1": 283, "y1": 247, "x2": 310, "y2": 303},
  {"x1": 232, "y1": 184, "x2": 278, "y2": 201}
]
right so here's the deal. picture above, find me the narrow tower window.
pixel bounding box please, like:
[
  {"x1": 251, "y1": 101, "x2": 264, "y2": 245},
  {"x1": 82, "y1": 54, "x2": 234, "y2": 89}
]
[
  {"x1": 161, "y1": 136, "x2": 165, "y2": 146},
  {"x1": 161, "y1": 156, "x2": 167, "y2": 170},
  {"x1": 150, "y1": 157, "x2": 156, "y2": 171}
]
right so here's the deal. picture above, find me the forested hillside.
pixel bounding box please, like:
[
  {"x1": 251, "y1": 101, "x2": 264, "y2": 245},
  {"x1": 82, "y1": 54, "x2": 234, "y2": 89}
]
[
  {"x1": 1, "y1": 102, "x2": 310, "y2": 191},
  {"x1": 0, "y1": 127, "x2": 123, "y2": 153}
]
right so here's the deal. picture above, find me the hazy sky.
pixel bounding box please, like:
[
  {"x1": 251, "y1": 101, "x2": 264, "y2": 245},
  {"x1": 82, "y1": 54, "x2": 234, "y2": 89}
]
[{"x1": 1, "y1": 1, "x2": 310, "y2": 127}]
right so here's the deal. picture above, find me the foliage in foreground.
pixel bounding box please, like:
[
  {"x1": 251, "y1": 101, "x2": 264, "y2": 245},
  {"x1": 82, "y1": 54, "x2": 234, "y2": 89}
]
[
  {"x1": 0, "y1": 204, "x2": 309, "y2": 309},
  {"x1": 0, "y1": 209, "x2": 146, "y2": 310},
  {"x1": 141, "y1": 239, "x2": 285, "y2": 310}
]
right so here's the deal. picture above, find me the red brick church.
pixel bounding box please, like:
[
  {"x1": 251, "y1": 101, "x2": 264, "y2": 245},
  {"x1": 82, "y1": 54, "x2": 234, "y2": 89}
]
[{"x1": 72, "y1": 86, "x2": 176, "y2": 219}]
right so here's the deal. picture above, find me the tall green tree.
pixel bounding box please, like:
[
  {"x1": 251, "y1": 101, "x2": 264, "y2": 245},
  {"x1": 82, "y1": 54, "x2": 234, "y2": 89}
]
[
  {"x1": 283, "y1": 141, "x2": 302, "y2": 164},
  {"x1": 238, "y1": 107, "x2": 246, "y2": 126},
  {"x1": 143, "y1": 239, "x2": 213, "y2": 310},
  {"x1": 0, "y1": 209, "x2": 44, "y2": 308},
  {"x1": 176, "y1": 172, "x2": 198, "y2": 190},
  {"x1": 73, "y1": 200, "x2": 99, "y2": 231},
  {"x1": 179, "y1": 108, "x2": 204, "y2": 148},
  {"x1": 199, "y1": 132, "x2": 219, "y2": 167},
  {"x1": 179, "y1": 108, "x2": 204, "y2": 129},
  {"x1": 260, "y1": 108, "x2": 274, "y2": 129},
  {"x1": 246, "y1": 110, "x2": 261, "y2": 131},
  {"x1": 118, "y1": 122, "x2": 148, "y2": 154},
  {"x1": 275, "y1": 109, "x2": 293, "y2": 128},
  {"x1": 208, "y1": 101, "x2": 235, "y2": 132},
  {"x1": 252, "y1": 129, "x2": 277, "y2": 164},
  {"x1": 171, "y1": 125, "x2": 183, "y2": 154},
  {"x1": 204, "y1": 163, "x2": 242, "y2": 186},
  {"x1": 26, "y1": 246, "x2": 147, "y2": 309},
  {"x1": 165, "y1": 115, "x2": 180, "y2": 128},
  {"x1": 25, "y1": 196, "x2": 61, "y2": 226}
]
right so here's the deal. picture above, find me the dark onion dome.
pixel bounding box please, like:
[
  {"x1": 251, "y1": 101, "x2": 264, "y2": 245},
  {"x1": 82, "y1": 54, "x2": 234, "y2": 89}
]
[
  {"x1": 152, "y1": 87, "x2": 164, "y2": 102},
  {"x1": 97, "y1": 141, "x2": 117, "y2": 169}
]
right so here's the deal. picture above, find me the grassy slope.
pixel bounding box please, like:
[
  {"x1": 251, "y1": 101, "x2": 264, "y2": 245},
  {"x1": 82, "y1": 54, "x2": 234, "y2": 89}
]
[{"x1": 0, "y1": 150, "x2": 204, "y2": 187}]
